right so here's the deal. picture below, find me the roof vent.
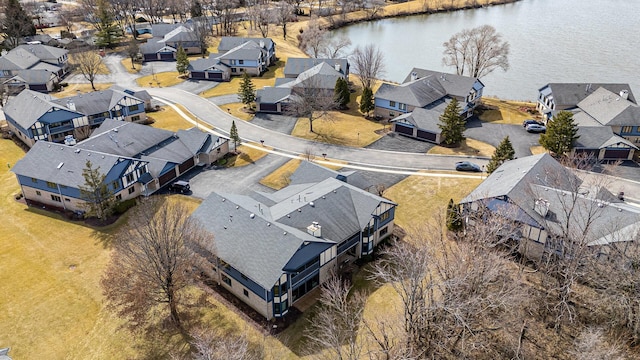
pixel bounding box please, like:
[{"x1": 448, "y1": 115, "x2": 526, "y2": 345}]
[
  {"x1": 618, "y1": 208, "x2": 623, "y2": 212},
  {"x1": 620, "y1": 90, "x2": 629, "y2": 100},
  {"x1": 113, "y1": 128, "x2": 118, "y2": 133},
  {"x1": 56, "y1": 162, "x2": 64, "y2": 169},
  {"x1": 236, "y1": 205, "x2": 239, "y2": 209},
  {"x1": 297, "y1": 208, "x2": 301, "y2": 212},
  {"x1": 223, "y1": 226, "x2": 227, "y2": 229},
  {"x1": 597, "y1": 203, "x2": 605, "y2": 208},
  {"x1": 74, "y1": 149, "x2": 80, "y2": 153},
  {"x1": 287, "y1": 214, "x2": 290, "y2": 218},
  {"x1": 309, "y1": 201, "x2": 315, "y2": 207},
  {"x1": 307, "y1": 222, "x2": 322, "y2": 238},
  {"x1": 222, "y1": 198, "x2": 225, "y2": 202},
  {"x1": 534, "y1": 198, "x2": 549, "y2": 217},
  {"x1": 267, "y1": 223, "x2": 271, "y2": 226},
  {"x1": 283, "y1": 231, "x2": 287, "y2": 235},
  {"x1": 250, "y1": 213, "x2": 255, "y2": 219},
  {"x1": 322, "y1": 195, "x2": 326, "y2": 199}
]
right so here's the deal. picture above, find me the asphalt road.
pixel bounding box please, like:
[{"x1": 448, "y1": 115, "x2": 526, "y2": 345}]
[{"x1": 464, "y1": 117, "x2": 541, "y2": 159}]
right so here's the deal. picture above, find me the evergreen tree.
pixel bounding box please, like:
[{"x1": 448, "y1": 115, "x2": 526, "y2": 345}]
[
  {"x1": 446, "y1": 198, "x2": 463, "y2": 232},
  {"x1": 175, "y1": 45, "x2": 189, "y2": 75},
  {"x1": 359, "y1": 86, "x2": 374, "y2": 117},
  {"x1": 95, "y1": 0, "x2": 121, "y2": 49},
  {"x1": 79, "y1": 160, "x2": 117, "y2": 220},
  {"x1": 334, "y1": 77, "x2": 350, "y2": 109},
  {"x1": 1, "y1": 0, "x2": 36, "y2": 49},
  {"x1": 486, "y1": 136, "x2": 516, "y2": 173},
  {"x1": 229, "y1": 120, "x2": 240, "y2": 151},
  {"x1": 190, "y1": 0, "x2": 203, "y2": 18},
  {"x1": 438, "y1": 98, "x2": 465, "y2": 146},
  {"x1": 539, "y1": 111, "x2": 580, "y2": 156},
  {"x1": 237, "y1": 71, "x2": 256, "y2": 108}
]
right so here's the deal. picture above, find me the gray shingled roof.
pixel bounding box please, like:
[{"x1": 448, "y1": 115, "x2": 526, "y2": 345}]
[
  {"x1": 256, "y1": 87, "x2": 292, "y2": 104},
  {"x1": 218, "y1": 37, "x2": 274, "y2": 52},
  {"x1": 217, "y1": 41, "x2": 263, "y2": 61},
  {"x1": 50, "y1": 89, "x2": 141, "y2": 116},
  {"x1": 11, "y1": 141, "x2": 136, "y2": 188},
  {"x1": 541, "y1": 83, "x2": 637, "y2": 107},
  {"x1": 289, "y1": 161, "x2": 371, "y2": 190},
  {"x1": 14, "y1": 44, "x2": 67, "y2": 62},
  {"x1": 3, "y1": 89, "x2": 77, "y2": 129},
  {"x1": 391, "y1": 99, "x2": 449, "y2": 133},
  {"x1": 576, "y1": 87, "x2": 636, "y2": 126},
  {"x1": 284, "y1": 58, "x2": 348, "y2": 78},
  {"x1": 192, "y1": 192, "x2": 327, "y2": 290},
  {"x1": 280, "y1": 62, "x2": 343, "y2": 90},
  {"x1": 402, "y1": 68, "x2": 482, "y2": 98},
  {"x1": 0, "y1": 47, "x2": 41, "y2": 69},
  {"x1": 151, "y1": 23, "x2": 184, "y2": 37},
  {"x1": 140, "y1": 38, "x2": 176, "y2": 54},
  {"x1": 163, "y1": 26, "x2": 198, "y2": 43},
  {"x1": 5, "y1": 69, "x2": 53, "y2": 84},
  {"x1": 376, "y1": 77, "x2": 447, "y2": 108},
  {"x1": 188, "y1": 56, "x2": 227, "y2": 72},
  {"x1": 575, "y1": 127, "x2": 637, "y2": 150}
]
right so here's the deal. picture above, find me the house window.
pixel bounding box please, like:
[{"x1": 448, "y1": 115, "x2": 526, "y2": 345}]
[
  {"x1": 36, "y1": 191, "x2": 41, "y2": 196},
  {"x1": 46, "y1": 181, "x2": 57, "y2": 189},
  {"x1": 128, "y1": 104, "x2": 140, "y2": 112},
  {"x1": 241, "y1": 274, "x2": 249, "y2": 281},
  {"x1": 222, "y1": 274, "x2": 232, "y2": 286},
  {"x1": 128, "y1": 187, "x2": 135, "y2": 194},
  {"x1": 230, "y1": 60, "x2": 236, "y2": 65},
  {"x1": 379, "y1": 211, "x2": 390, "y2": 222},
  {"x1": 115, "y1": 194, "x2": 122, "y2": 201},
  {"x1": 65, "y1": 198, "x2": 70, "y2": 202},
  {"x1": 51, "y1": 195, "x2": 61, "y2": 202},
  {"x1": 112, "y1": 181, "x2": 119, "y2": 190},
  {"x1": 389, "y1": 100, "x2": 396, "y2": 107},
  {"x1": 231, "y1": 68, "x2": 237, "y2": 73},
  {"x1": 243, "y1": 289, "x2": 249, "y2": 297},
  {"x1": 131, "y1": 116, "x2": 140, "y2": 122},
  {"x1": 59, "y1": 185, "x2": 67, "y2": 189},
  {"x1": 380, "y1": 226, "x2": 388, "y2": 237},
  {"x1": 31, "y1": 178, "x2": 38, "y2": 183},
  {"x1": 126, "y1": 173, "x2": 135, "y2": 182},
  {"x1": 238, "y1": 60, "x2": 244, "y2": 65},
  {"x1": 622, "y1": 126, "x2": 633, "y2": 133},
  {"x1": 389, "y1": 112, "x2": 395, "y2": 117},
  {"x1": 113, "y1": 110, "x2": 122, "y2": 117},
  {"x1": 399, "y1": 103, "x2": 407, "y2": 111}
]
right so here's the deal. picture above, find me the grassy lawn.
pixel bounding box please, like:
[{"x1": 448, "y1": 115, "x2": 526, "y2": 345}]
[
  {"x1": 260, "y1": 159, "x2": 302, "y2": 190},
  {"x1": 200, "y1": 60, "x2": 284, "y2": 98},
  {"x1": 530, "y1": 145, "x2": 546, "y2": 155},
  {"x1": 51, "y1": 83, "x2": 113, "y2": 98},
  {"x1": 136, "y1": 72, "x2": 186, "y2": 88},
  {"x1": 291, "y1": 112, "x2": 384, "y2": 147},
  {"x1": 385, "y1": 174, "x2": 482, "y2": 229},
  {"x1": 224, "y1": 102, "x2": 255, "y2": 121},
  {"x1": 222, "y1": 145, "x2": 269, "y2": 167},
  {"x1": 479, "y1": 97, "x2": 539, "y2": 125},
  {"x1": 427, "y1": 138, "x2": 495, "y2": 157},
  {"x1": 119, "y1": 58, "x2": 141, "y2": 74},
  {"x1": 147, "y1": 105, "x2": 195, "y2": 132}
]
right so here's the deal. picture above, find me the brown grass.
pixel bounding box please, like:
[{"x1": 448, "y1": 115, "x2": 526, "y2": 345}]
[
  {"x1": 147, "y1": 105, "x2": 193, "y2": 132},
  {"x1": 479, "y1": 97, "x2": 539, "y2": 125},
  {"x1": 136, "y1": 72, "x2": 186, "y2": 88},
  {"x1": 224, "y1": 145, "x2": 269, "y2": 167},
  {"x1": 530, "y1": 145, "x2": 546, "y2": 155},
  {"x1": 119, "y1": 58, "x2": 141, "y2": 74},
  {"x1": 51, "y1": 83, "x2": 113, "y2": 98},
  {"x1": 259, "y1": 159, "x2": 302, "y2": 190},
  {"x1": 428, "y1": 138, "x2": 495, "y2": 157},
  {"x1": 223, "y1": 102, "x2": 255, "y2": 121},
  {"x1": 291, "y1": 112, "x2": 385, "y2": 147},
  {"x1": 200, "y1": 60, "x2": 284, "y2": 98}
]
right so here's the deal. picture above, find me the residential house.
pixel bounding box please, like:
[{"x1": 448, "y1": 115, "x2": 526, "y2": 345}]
[
  {"x1": 536, "y1": 83, "x2": 637, "y2": 120},
  {"x1": 375, "y1": 69, "x2": 483, "y2": 143},
  {"x1": 11, "y1": 140, "x2": 150, "y2": 213},
  {"x1": 75, "y1": 119, "x2": 229, "y2": 193},
  {"x1": 4, "y1": 88, "x2": 147, "y2": 147},
  {"x1": 218, "y1": 37, "x2": 276, "y2": 68},
  {"x1": 256, "y1": 60, "x2": 347, "y2": 113},
  {"x1": 141, "y1": 25, "x2": 201, "y2": 62},
  {"x1": 191, "y1": 168, "x2": 396, "y2": 320},
  {"x1": 0, "y1": 44, "x2": 69, "y2": 92},
  {"x1": 283, "y1": 58, "x2": 349, "y2": 80},
  {"x1": 572, "y1": 126, "x2": 637, "y2": 161},
  {"x1": 188, "y1": 56, "x2": 231, "y2": 81},
  {"x1": 460, "y1": 153, "x2": 640, "y2": 261}
]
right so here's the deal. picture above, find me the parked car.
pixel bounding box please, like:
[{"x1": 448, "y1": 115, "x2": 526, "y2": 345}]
[
  {"x1": 523, "y1": 119, "x2": 544, "y2": 127},
  {"x1": 526, "y1": 124, "x2": 546, "y2": 133},
  {"x1": 455, "y1": 161, "x2": 482, "y2": 172},
  {"x1": 168, "y1": 180, "x2": 190, "y2": 194}
]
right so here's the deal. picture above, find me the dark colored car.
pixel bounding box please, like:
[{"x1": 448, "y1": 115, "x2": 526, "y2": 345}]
[
  {"x1": 455, "y1": 161, "x2": 482, "y2": 172},
  {"x1": 523, "y1": 119, "x2": 544, "y2": 127},
  {"x1": 168, "y1": 180, "x2": 190, "y2": 194},
  {"x1": 526, "y1": 124, "x2": 546, "y2": 133}
]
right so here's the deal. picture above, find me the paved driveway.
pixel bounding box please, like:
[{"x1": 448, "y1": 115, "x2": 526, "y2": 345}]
[{"x1": 465, "y1": 117, "x2": 541, "y2": 158}]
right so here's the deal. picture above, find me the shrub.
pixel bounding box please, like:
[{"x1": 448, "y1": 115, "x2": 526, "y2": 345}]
[{"x1": 114, "y1": 198, "x2": 136, "y2": 215}]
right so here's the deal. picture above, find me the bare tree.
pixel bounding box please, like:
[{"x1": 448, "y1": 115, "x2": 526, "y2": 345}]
[
  {"x1": 255, "y1": 4, "x2": 273, "y2": 38},
  {"x1": 321, "y1": 35, "x2": 351, "y2": 59},
  {"x1": 305, "y1": 276, "x2": 367, "y2": 360},
  {"x1": 274, "y1": 1, "x2": 295, "y2": 40},
  {"x1": 442, "y1": 24, "x2": 510, "y2": 78},
  {"x1": 364, "y1": 0, "x2": 386, "y2": 20},
  {"x1": 72, "y1": 50, "x2": 104, "y2": 91},
  {"x1": 211, "y1": 0, "x2": 239, "y2": 36},
  {"x1": 190, "y1": 328, "x2": 261, "y2": 360},
  {"x1": 102, "y1": 198, "x2": 215, "y2": 332},
  {"x1": 191, "y1": 17, "x2": 212, "y2": 57},
  {"x1": 298, "y1": 16, "x2": 326, "y2": 58},
  {"x1": 569, "y1": 328, "x2": 623, "y2": 360},
  {"x1": 351, "y1": 44, "x2": 386, "y2": 90},
  {"x1": 285, "y1": 78, "x2": 338, "y2": 133}
]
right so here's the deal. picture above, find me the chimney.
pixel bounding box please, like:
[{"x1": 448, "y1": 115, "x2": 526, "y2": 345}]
[
  {"x1": 620, "y1": 90, "x2": 629, "y2": 100},
  {"x1": 259, "y1": 40, "x2": 265, "y2": 49},
  {"x1": 306, "y1": 221, "x2": 322, "y2": 238},
  {"x1": 334, "y1": 62, "x2": 341, "y2": 72},
  {"x1": 534, "y1": 199, "x2": 549, "y2": 218},
  {"x1": 410, "y1": 72, "x2": 418, "y2": 81},
  {"x1": 67, "y1": 100, "x2": 76, "y2": 111}
]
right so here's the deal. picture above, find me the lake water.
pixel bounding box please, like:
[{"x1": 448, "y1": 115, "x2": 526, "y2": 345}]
[{"x1": 333, "y1": 0, "x2": 640, "y2": 101}]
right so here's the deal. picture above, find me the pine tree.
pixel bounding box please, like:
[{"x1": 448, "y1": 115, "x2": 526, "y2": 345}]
[
  {"x1": 438, "y1": 98, "x2": 465, "y2": 146},
  {"x1": 95, "y1": 0, "x2": 121, "y2": 49},
  {"x1": 176, "y1": 45, "x2": 189, "y2": 75},
  {"x1": 334, "y1": 78, "x2": 350, "y2": 109},
  {"x1": 359, "y1": 86, "x2": 374, "y2": 117},
  {"x1": 446, "y1": 198, "x2": 463, "y2": 232},
  {"x1": 1, "y1": 0, "x2": 36, "y2": 49},
  {"x1": 539, "y1": 111, "x2": 579, "y2": 156},
  {"x1": 79, "y1": 160, "x2": 117, "y2": 220},
  {"x1": 486, "y1": 136, "x2": 515, "y2": 173},
  {"x1": 237, "y1": 72, "x2": 256, "y2": 108},
  {"x1": 229, "y1": 120, "x2": 240, "y2": 151}
]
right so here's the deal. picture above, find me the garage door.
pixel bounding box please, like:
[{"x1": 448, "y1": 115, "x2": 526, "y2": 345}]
[
  {"x1": 259, "y1": 103, "x2": 278, "y2": 112},
  {"x1": 160, "y1": 52, "x2": 174, "y2": 60},
  {"x1": 144, "y1": 54, "x2": 157, "y2": 62},
  {"x1": 158, "y1": 169, "x2": 176, "y2": 187},
  {"x1": 208, "y1": 72, "x2": 223, "y2": 80},
  {"x1": 178, "y1": 157, "x2": 195, "y2": 174},
  {"x1": 394, "y1": 123, "x2": 414, "y2": 136},
  {"x1": 416, "y1": 129, "x2": 437, "y2": 142},
  {"x1": 191, "y1": 71, "x2": 206, "y2": 79},
  {"x1": 603, "y1": 149, "x2": 630, "y2": 159}
]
